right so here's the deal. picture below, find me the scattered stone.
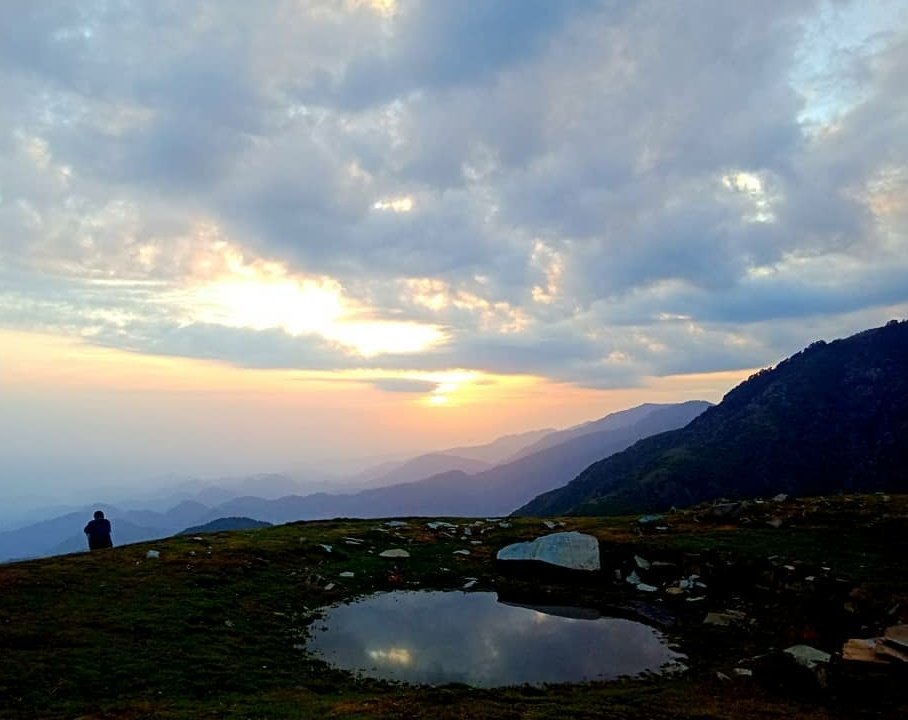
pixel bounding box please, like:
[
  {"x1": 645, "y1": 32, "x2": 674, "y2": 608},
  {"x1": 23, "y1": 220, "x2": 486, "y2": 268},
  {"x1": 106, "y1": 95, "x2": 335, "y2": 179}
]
[
  {"x1": 224, "y1": 619, "x2": 234, "y2": 628},
  {"x1": 704, "y1": 610, "x2": 747, "y2": 627},
  {"x1": 733, "y1": 668, "x2": 753, "y2": 677},
  {"x1": 784, "y1": 645, "x2": 830, "y2": 671},
  {"x1": 637, "y1": 583, "x2": 658, "y2": 593},
  {"x1": 634, "y1": 555, "x2": 650, "y2": 570},
  {"x1": 716, "y1": 671, "x2": 731, "y2": 681},
  {"x1": 496, "y1": 531, "x2": 600, "y2": 571},
  {"x1": 427, "y1": 521, "x2": 458, "y2": 530},
  {"x1": 318, "y1": 544, "x2": 332, "y2": 553},
  {"x1": 379, "y1": 549, "x2": 410, "y2": 558},
  {"x1": 463, "y1": 580, "x2": 477, "y2": 590},
  {"x1": 146, "y1": 550, "x2": 160, "y2": 559},
  {"x1": 665, "y1": 587, "x2": 685, "y2": 596},
  {"x1": 470, "y1": 540, "x2": 482, "y2": 545},
  {"x1": 453, "y1": 549, "x2": 471, "y2": 556},
  {"x1": 626, "y1": 571, "x2": 642, "y2": 586},
  {"x1": 463, "y1": 528, "x2": 473, "y2": 536},
  {"x1": 385, "y1": 521, "x2": 409, "y2": 528},
  {"x1": 339, "y1": 572, "x2": 354, "y2": 578},
  {"x1": 498, "y1": 521, "x2": 512, "y2": 529},
  {"x1": 766, "y1": 517, "x2": 784, "y2": 529},
  {"x1": 324, "y1": 583, "x2": 335, "y2": 591},
  {"x1": 772, "y1": 493, "x2": 789, "y2": 502},
  {"x1": 191, "y1": 536, "x2": 204, "y2": 542},
  {"x1": 637, "y1": 514, "x2": 665, "y2": 526},
  {"x1": 543, "y1": 520, "x2": 557, "y2": 529},
  {"x1": 885, "y1": 624, "x2": 908, "y2": 651}
]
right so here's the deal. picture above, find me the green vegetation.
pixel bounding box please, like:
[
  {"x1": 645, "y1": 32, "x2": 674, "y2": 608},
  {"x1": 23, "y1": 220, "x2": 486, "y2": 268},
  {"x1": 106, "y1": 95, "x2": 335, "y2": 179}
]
[
  {"x1": 1, "y1": 495, "x2": 906, "y2": 719},
  {"x1": 518, "y1": 320, "x2": 908, "y2": 516}
]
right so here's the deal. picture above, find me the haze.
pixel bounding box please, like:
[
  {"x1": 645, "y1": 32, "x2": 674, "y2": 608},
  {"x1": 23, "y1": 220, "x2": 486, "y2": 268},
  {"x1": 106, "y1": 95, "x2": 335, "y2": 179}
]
[{"x1": 1, "y1": 1, "x2": 907, "y2": 515}]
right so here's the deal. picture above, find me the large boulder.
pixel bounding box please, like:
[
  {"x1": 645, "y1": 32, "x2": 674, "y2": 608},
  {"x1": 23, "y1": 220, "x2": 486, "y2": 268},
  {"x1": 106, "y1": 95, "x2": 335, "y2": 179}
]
[{"x1": 496, "y1": 531, "x2": 600, "y2": 571}]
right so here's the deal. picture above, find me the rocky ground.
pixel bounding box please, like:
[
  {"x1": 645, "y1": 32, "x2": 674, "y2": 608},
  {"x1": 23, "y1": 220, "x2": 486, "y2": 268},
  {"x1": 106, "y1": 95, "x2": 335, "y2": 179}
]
[{"x1": 0, "y1": 493, "x2": 906, "y2": 719}]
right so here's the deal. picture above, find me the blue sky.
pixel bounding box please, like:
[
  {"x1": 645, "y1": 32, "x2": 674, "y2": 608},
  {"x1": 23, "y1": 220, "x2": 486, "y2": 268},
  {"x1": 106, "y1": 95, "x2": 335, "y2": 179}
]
[{"x1": 1, "y1": 1, "x2": 906, "y2": 501}]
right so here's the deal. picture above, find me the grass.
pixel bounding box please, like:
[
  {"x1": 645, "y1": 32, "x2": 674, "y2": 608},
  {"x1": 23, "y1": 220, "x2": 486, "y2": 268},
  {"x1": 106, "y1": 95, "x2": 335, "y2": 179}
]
[{"x1": 1, "y1": 496, "x2": 906, "y2": 719}]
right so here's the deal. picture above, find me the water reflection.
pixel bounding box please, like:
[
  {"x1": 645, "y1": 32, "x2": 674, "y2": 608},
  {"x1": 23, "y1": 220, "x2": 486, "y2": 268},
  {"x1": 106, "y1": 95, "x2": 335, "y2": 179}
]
[{"x1": 305, "y1": 591, "x2": 684, "y2": 687}]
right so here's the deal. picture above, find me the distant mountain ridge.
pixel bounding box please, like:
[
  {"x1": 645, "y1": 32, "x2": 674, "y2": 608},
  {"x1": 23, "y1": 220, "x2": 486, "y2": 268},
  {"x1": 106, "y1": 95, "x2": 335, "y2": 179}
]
[
  {"x1": 0, "y1": 401, "x2": 711, "y2": 562},
  {"x1": 517, "y1": 320, "x2": 908, "y2": 517},
  {"x1": 200, "y1": 401, "x2": 710, "y2": 522}
]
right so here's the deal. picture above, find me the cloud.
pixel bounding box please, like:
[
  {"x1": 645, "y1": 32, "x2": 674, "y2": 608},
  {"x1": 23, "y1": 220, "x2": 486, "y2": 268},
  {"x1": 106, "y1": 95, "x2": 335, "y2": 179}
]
[
  {"x1": 1, "y1": 0, "x2": 907, "y2": 391},
  {"x1": 368, "y1": 378, "x2": 438, "y2": 394}
]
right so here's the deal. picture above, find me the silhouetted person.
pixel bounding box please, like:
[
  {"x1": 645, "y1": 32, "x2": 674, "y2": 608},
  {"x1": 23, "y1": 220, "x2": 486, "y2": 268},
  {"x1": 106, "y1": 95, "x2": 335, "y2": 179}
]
[{"x1": 84, "y1": 510, "x2": 113, "y2": 550}]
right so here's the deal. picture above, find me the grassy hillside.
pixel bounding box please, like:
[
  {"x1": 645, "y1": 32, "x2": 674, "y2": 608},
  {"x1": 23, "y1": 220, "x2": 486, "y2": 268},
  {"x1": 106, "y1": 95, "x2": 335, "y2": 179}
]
[
  {"x1": 1, "y1": 495, "x2": 907, "y2": 718},
  {"x1": 518, "y1": 320, "x2": 908, "y2": 517}
]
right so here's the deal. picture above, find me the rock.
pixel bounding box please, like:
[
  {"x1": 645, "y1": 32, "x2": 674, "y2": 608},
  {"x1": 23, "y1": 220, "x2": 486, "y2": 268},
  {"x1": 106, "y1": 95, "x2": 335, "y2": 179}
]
[
  {"x1": 704, "y1": 610, "x2": 746, "y2": 627},
  {"x1": 379, "y1": 549, "x2": 410, "y2": 558},
  {"x1": 626, "y1": 571, "x2": 641, "y2": 586},
  {"x1": 772, "y1": 493, "x2": 789, "y2": 502},
  {"x1": 637, "y1": 583, "x2": 658, "y2": 593},
  {"x1": 734, "y1": 668, "x2": 754, "y2": 677},
  {"x1": 496, "y1": 531, "x2": 600, "y2": 571},
  {"x1": 338, "y1": 572, "x2": 354, "y2": 578},
  {"x1": 385, "y1": 521, "x2": 409, "y2": 527},
  {"x1": 885, "y1": 624, "x2": 908, "y2": 651},
  {"x1": 637, "y1": 514, "x2": 665, "y2": 526},
  {"x1": 324, "y1": 583, "x2": 335, "y2": 591},
  {"x1": 463, "y1": 580, "x2": 477, "y2": 590},
  {"x1": 498, "y1": 521, "x2": 512, "y2": 528},
  {"x1": 318, "y1": 544, "x2": 332, "y2": 553},
  {"x1": 543, "y1": 520, "x2": 557, "y2": 529},
  {"x1": 453, "y1": 549, "x2": 471, "y2": 556},
  {"x1": 634, "y1": 555, "x2": 650, "y2": 570},
  {"x1": 784, "y1": 645, "x2": 830, "y2": 671},
  {"x1": 766, "y1": 517, "x2": 784, "y2": 529},
  {"x1": 146, "y1": 550, "x2": 160, "y2": 559},
  {"x1": 665, "y1": 587, "x2": 685, "y2": 596},
  {"x1": 427, "y1": 521, "x2": 458, "y2": 530}
]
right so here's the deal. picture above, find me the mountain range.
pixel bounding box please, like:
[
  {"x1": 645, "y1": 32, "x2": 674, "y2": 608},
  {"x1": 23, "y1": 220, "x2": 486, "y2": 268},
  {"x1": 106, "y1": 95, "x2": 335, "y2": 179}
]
[
  {"x1": 0, "y1": 401, "x2": 708, "y2": 562},
  {"x1": 517, "y1": 320, "x2": 908, "y2": 517}
]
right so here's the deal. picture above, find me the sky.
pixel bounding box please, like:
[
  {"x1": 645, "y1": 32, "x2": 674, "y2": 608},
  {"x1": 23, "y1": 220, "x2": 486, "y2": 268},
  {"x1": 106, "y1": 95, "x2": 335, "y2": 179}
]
[{"x1": 1, "y1": 0, "x2": 907, "y2": 504}]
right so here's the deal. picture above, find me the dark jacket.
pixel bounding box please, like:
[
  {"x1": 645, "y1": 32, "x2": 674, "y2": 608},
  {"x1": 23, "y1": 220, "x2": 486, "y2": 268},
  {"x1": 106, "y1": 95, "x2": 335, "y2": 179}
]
[{"x1": 84, "y1": 518, "x2": 113, "y2": 550}]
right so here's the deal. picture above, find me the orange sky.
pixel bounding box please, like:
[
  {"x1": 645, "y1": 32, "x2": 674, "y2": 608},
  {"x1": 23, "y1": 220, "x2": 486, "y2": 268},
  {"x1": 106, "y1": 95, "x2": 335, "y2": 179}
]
[{"x1": 0, "y1": 329, "x2": 753, "y2": 483}]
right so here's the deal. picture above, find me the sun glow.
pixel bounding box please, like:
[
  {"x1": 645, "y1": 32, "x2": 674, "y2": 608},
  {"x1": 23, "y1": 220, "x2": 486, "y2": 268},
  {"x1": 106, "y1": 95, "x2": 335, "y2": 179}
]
[{"x1": 167, "y1": 234, "x2": 446, "y2": 357}]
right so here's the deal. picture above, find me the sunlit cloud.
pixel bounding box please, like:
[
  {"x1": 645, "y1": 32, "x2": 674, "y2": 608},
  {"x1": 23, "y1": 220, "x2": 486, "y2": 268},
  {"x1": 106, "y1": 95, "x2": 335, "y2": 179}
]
[
  {"x1": 722, "y1": 171, "x2": 776, "y2": 223},
  {"x1": 373, "y1": 195, "x2": 414, "y2": 212},
  {"x1": 162, "y1": 232, "x2": 447, "y2": 358},
  {"x1": 367, "y1": 647, "x2": 412, "y2": 665}
]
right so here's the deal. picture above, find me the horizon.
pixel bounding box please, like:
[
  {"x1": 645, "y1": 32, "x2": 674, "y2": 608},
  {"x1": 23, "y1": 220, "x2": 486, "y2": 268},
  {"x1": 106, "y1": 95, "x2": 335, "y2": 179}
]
[{"x1": 2, "y1": 1, "x2": 907, "y2": 509}]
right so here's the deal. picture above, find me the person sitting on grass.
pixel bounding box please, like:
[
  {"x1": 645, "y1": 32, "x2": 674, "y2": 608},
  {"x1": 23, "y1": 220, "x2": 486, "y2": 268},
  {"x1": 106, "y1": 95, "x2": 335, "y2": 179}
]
[{"x1": 84, "y1": 510, "x2": 113, "y2": 550}]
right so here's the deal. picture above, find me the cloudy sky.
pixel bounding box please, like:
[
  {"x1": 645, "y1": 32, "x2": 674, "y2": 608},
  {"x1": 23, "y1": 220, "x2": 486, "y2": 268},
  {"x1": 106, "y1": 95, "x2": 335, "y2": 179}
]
[{"x1": 1, "y1": 0, "x2": 907, "y2": 501}]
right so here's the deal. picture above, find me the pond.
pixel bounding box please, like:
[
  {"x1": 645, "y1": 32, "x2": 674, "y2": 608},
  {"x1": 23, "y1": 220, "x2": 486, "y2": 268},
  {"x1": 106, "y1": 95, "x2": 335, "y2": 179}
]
[{"x1": 305, "y1": 590, "x2": 684, "y2": 687}]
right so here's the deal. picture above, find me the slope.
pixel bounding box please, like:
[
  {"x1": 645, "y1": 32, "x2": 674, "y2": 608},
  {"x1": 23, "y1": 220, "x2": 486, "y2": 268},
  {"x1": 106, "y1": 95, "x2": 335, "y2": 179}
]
[{"x1": 517, "y1": 320, "x2": 908, "y2": 517}]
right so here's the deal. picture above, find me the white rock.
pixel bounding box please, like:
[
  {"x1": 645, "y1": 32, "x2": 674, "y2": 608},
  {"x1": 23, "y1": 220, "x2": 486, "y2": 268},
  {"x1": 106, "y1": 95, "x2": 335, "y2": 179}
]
[
  {"x1": 427, "y1": 521, "x2": 458, "y2": 530},
  {"x1": 339, "y1": 571, "x2": 354, "y2": 578},
  {"x1": 379, "y1": 549, "x2": 410, "y2": 558},
  {"x1": 784, "y1": 645, "x2": 831, "y2": 670},
  {"x1": 453, "y1": 549, "x2": 471, "y2": 556},
  {"x1": 543, "y1": 520, "x2": 557, "y2": 529},
  {"x1": 324, "y1": 583, "x2": 335, "y2": 591},
  {"x1": 637, "y1": 583, "x2": 659, "y2": 592},
  {"x1": 634, "y1": 555, "x2": 650, "y2": 570},
  {"x1": 463, "y1": 580, "x2": 477, "y2": 590},
  {"x1": 496, "y1": 531, "x2": 600, "y2": 571},
  {"x1": 385, "y1": 521, "x2": 409, "y2": 528},
  {"x1": 318, "y1": 544, "x2": 333, "y2": 553},
  {"x1": 626, "y1": 571, "x2": 642, "y2": 586},
  {"x1": 146, "y1": 550, "x2": 160, "y2": 559}
]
